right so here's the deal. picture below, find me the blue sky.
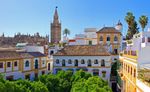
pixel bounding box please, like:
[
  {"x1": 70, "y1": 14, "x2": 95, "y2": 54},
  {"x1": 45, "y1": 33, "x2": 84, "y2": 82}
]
[{"x1": 0, "y1": 0, "x2": 150, "y2": 38}]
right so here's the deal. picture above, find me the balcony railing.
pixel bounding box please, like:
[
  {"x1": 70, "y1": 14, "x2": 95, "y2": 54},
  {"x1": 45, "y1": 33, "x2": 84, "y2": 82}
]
[
  {"x1": 138, "y1": 69, "x2": 150, "y2": 86},
  {"x1": 122, "y1": 50, "x2": 138, "y2": 60}
]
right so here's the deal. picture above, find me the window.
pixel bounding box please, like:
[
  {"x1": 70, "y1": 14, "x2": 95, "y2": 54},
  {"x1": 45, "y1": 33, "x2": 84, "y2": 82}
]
[
  {"x1": 148, "y1": 37, "x2": 150, "y2": 42},
  {"x1": 142, "y1": 37, "x2": 145, "y2": 43},
  {"x1": 48, "y1": 63, "x2": 50, "y2": 71},
  {"x1": 89, "y1": 41, "x2": 92, "y2": 45},
  {"x1": 14, "y1": 61, "x2": 17, "y2": 67},
  {"x1": 93, "y1": 69, "x2": 99, "y2": 76},
  {"x1": 56, "y1": 59, "x2": 59, "y2": 64},
  {"x1": 0, "y1": 63, "x2": 3, "y2": 68},
  {"x1": 25, "y1": 74, "x2": 30, "y2": 80},
  {"x1": 25, "y1": 61, "x2": 29, "y2": 67},
  {"x1": 35, "y1": 60, "x2": 38, "y2": 69},
  {"x1": 107, "y1": 36, "x2": 110, "y2": 41},
  {"x1": 7, "y1": 62, "x2": 11, "y2": 67},
  {"x1": 128, "y1": 66, "x2": 130, "y2": 73},
  {"x1": 81, "y1": 59, "x2": 85, "y2": 64},
  {"x1": 50, "y1": 50, "x2": 54, "y2": 55},
  {"x1": 100, "y1": 36, "x2": 103, "y2": 41},
  {"x1": 62, "y1": 59, "x2": 65, "y2": 66},
  {"x1": 101, "y1": 59, "x2": 105, "y2": 67},
  {"x1": 88, "y1": 59, "x2": 91, "y2": 66},
  {"x1": 75, "y1": 59, "x2": 78, "y2": 66},
  {"x1": 114, "y1": 36, "x2": 118, "y2": 41},
  {"x1": 131, "y1": 67, "x2": 132, "y2": 75},
  {"x1": 102, "y1": 71, "x2": 106, "y2": 78},
  {"x1": 134, "y1": 69, "x2": 136, "y2": 77},
  {"x1": 42, "y1": 71, "x2": 45, "y2": 75},
  {"x1": 126, "y1": 65, "x2": 127, "y2": 71},
  {"x1": 42, "y1": 60, "x2": 45, "y2": 65},
  {"x1": 94, "y1": 59, "x2": 98, "y2": 64},
  {"x1": 68, "y1": 59, "x2": 72, "y2": 64}
]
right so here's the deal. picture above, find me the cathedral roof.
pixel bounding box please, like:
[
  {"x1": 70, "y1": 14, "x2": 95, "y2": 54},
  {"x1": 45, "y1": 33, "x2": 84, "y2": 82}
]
[
  {"x1": 54, "y1": 45, "x2": 111, "y2": 56},
  {"x1": 97, "y1": 27, "x2": 121, "y2": 33}
]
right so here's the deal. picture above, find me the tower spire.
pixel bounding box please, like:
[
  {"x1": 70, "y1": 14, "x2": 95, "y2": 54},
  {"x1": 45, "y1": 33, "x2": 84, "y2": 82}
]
[{"x1": 53, "y1": 6, "x2": 59, "y2": 24}]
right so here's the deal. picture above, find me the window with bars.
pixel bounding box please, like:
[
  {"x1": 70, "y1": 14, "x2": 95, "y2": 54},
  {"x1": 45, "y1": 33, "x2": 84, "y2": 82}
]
[
  {"x1": 0, "y1": 63, "x2": 3, "y2": 68},
  {"x1": 81, "y1": 59, "x2": 85, "y2": 64},
  {"x1": 14, "y1": 61, "x2": 17, "y2": 67},
  {"x1": 7, "y1": 62, "x2": 11, "y2": 67},
  {"x1": 94, "y1": 59, "x2": 98, "y2": 64}
]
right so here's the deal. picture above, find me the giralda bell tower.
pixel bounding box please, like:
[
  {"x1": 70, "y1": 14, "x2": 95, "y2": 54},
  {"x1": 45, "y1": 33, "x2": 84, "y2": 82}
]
[{"x1": 51, "y1": 6, "x2": 61, "y2": 43}]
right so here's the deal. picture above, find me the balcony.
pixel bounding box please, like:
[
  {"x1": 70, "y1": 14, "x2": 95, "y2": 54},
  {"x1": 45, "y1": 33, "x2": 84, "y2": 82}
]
[
  {"x1": 122, "y1": 50, "x2": 138, "y2": 60},
  {"x1": 138, "y1": 69, "x2": 150, "y2": 87}
]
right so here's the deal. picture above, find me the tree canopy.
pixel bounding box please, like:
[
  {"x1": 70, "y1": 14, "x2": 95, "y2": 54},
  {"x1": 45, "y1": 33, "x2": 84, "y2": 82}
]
[{"x1": 0, "y1": 70, "x2": 112, "y2": 92}]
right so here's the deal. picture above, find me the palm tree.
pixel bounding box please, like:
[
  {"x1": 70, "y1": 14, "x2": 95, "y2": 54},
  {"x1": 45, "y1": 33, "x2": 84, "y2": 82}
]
[
  {"x1": 63, "y1": 28, "x2": 70, "y2": 37},
  {"x1": 125, "y1": 12, "x2": 139, "y2": 40},
  {"x1": 139, "y1": 15, "x2": 148, "y2": 31},
  {"x1": 125, "y1": 12, "x2": 135, "y2": 27}
]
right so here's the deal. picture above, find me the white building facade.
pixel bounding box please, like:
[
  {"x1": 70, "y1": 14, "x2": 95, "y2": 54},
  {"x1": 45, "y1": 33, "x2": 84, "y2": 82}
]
[
  {"x1": 69, "y1": 28, "x2": 97, "y2": 45},
  {"x1": 53, "y1": 45, "x2": 112, "y2": 81}
]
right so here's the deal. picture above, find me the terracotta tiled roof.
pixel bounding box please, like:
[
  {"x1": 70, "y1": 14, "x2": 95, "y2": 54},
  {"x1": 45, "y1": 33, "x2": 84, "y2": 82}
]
[
  {"x1": 19, "y1": 52, "x2": 34, "y2": 58},
  {"x1": 19, "y1": 52, "x2": 46, "y2": 58},
  {"x1": 54, "y1": 45, "x2": 111, "y2": 56},
  {"x1": 97, "y1": 27, "x2": 121, "y2": 33},
  {"x1": 28, "y1": 52, "x2": 46, "y2": 57},
  {"x1": 0, "y1": 51, "x2": 46, "y2": 60},
  {"x1": 0, "y1": 51, "x2": 21, "y2": 60}
]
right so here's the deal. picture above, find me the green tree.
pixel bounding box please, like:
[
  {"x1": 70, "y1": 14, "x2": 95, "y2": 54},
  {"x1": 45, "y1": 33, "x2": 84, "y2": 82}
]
[
  {"x1": 71, "y1": 76, "x2": 112, "y2": 92},
  {"x1": 63, "y1": 28, "x2": 70, "y2": 37},
  {"x1": 139, "y1": 15, "x2": 148, "y2": 31},
  {"x1": 31, "y1": 81, "x2": 48, "y2": 92},
  {"x1": 125, "y1": 12, "x2": 139, "y2": 39}
]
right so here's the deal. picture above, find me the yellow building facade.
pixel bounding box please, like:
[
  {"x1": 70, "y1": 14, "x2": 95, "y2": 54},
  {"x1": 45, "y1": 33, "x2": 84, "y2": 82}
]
[
  {"x1": 120, "y1": 50, "x2": 150, "y2": 92},
  {"x1": 0, "y1": 51, "x2": 50, "y2": 80},
  {"x1": 97, "y1": 27, "x2": 121, "y2": 55},
  {"x1": 120, "y1": 50, "x2": 138, "y2": 92}
]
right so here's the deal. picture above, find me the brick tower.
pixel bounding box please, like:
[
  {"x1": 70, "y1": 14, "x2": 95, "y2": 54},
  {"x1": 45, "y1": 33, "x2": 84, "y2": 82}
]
[{"x1": 51, "y1": 7, "x2": 61, "y2": 43}]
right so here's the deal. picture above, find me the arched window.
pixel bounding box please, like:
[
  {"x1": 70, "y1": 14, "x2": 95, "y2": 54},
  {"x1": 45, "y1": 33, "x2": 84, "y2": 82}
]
[
  {"x1": 114, "y1": 36, "x2": 118, "y2": 41},
  {"x1": 81, "y1": 59, "x2": 85, "y2": 64},
  {"x1": 50, "y1": 50, "x2": 54, "y2": 55},
  {"x1": 35, "y1": 59, "x2": 38, "y2": 69},
  {"x1": 75, "y1": 59, "x2": 78, "y2": 66},
  {"x1": 88, "y1": 59, "x2": 91, "y2": 66},
  {"x1": 62, "y1": 59, "x2": 66, "y2": 66},
  {"x1": 25, "y1": 60, "x2": 29, "y2": 67},
  {"x1": 101, "y1": 59, "x2": 105, "y2": 67},
  {"x1": 100, "y1": 36, "x2": 103, "y2": 41},
  {"x1": 94, "y1": 59, "x2": 98, "y2": 64},
  {"x1": 68, "y1": 59, "x2": 72, "y2": 64},
  {"x1": 107, "y1": 36, "x2": 110, "y2": 41},
  {"x1": 56, "y1": 59, "x2": 59, "y2": 64}
]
